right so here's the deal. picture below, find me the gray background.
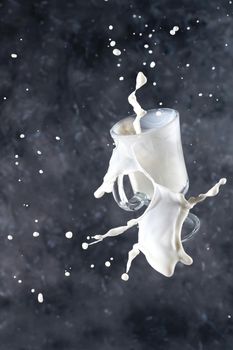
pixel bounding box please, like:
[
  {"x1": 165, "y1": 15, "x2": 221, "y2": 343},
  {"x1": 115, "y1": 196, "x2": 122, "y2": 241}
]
[{"x1": 0, "y1": 0, "x2": 232, "y2": 349}]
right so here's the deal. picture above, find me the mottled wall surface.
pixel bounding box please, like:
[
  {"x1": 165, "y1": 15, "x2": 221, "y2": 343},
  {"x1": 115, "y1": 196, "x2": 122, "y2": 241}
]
[{"x1": 0, "y1": 0, "x2": 232, "y2": 349}]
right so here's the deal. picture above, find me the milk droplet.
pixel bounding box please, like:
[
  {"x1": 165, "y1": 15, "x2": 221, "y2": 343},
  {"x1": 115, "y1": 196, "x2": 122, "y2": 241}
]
[
  {"x1": 55, "y1": 136, "x2": 60, "y2": 140},
  {"x1": 113, "y1": 48, "x2": 121, "y2": 56},
  {"x1": 11, "y1": 53, "x2": 18, "y2": 58},
  {"x1": 105, "y1": 261, "x2": 111, "y2": 267},
  {"x1": 90, "y1": 264, "x2": 95, "y2": 268},
  {"x1": 38, "y1": 293, "x2": 44, "y2": 303},
  {"x1": 198, "y1": 93, "x2": 203, "y2": 96},
  {"x1": 65, "y1": 271, "x2": 70, "y2": 277},
  {"x1": 144, "y1": 44, "x2": 149, "y2": 48},
  {"x1": 109, "y1": 25, "x2": 113, "y2": 30},
  {"x1": 82, "y1": 242, "x2": 88, "y2": 250},
  {"x1": 7, "y1": 235, "x2": 13, "y2": 240},
  {"x1": 18, "y1": 279, "x2": 22, "y2": 284},
  {"x1": 37, "y1": 150, "x2": 42, "y2": 155},
  {"x1": 39, "y1": 169, "x2": 44, "y2": 174},
  {"x1": 173, "y1": 26, "x2": 179, "y2": 31},
  {"x1": 170, "y1": 30, "x2": 175, "y2": 35},
  {"x1": 33, "y1": 231, "x2": 40, "y2": 237},
  {"x1": 65, "y1": 231, "x2": 73, "y2": 239},
  {"x1": 212, "y1": 66, "x2": 216, "y2": 70},
  {"x1": 153, "y1": 82, "x2": 157, "y2": 86},
  {"x1": 15, "y1": 154, "x2": 19, "y2": 158},
  {"x1": 110, "y1": 40, "x2": 116, "y2": 47},
  {"x1": 19, "y1": 134, "x2": 25, "y2": 138},
  {"x1": 110, "y1": 257, "x2": 114, "y2": 261},
  {"x1": 121, "y1": 273, "x2": 129, "y2": 281},
  {"x1": 31, "y1": 289, "x2": 35, "y2": 293},
  {"x1": 150, "y1": 61, "x2": 156, "y2": 68},
  {"x1": 119, "y1": 76, "x2": 124, "y2": 81}
]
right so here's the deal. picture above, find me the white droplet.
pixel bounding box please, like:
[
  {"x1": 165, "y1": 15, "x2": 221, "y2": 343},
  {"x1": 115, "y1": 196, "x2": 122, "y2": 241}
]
[
  {"x1": 55, "y1": 136, "x2": 61, "y2": 140},
  {"x1": 150, "y1": 61, "x2": 156, "y2": 68},
  {"x1": 15, "y1": 154, "x2": 19, "y2": 158},
  {"x1": 31, "y1": 288, "x2": 35, "y2": 293},
  {"x1": 170, "y1": 30, "x2": 175, "y2": 35},
  {"x1": 142, "y1": 62, "x2": 147, "y2": 66},
  {"x1": 105, "y1": 261, "x2": 111, "y2": 267},
  {"x1": 109, "y1": 25, "x2": 113, "y2": 30},
  {"x1": 173, "y1": 26, "x2": 179, "y2": 32},
  {"x1": 37, "y1": 150, "x2": 42, "y2": 155},
  {"x1": 15, "y1": 162, "x2": 19, "y2": 166},
  {"x1": 35, "y1": 219, "x2": 38, "y2": 223},
  {"x1": 113, "y1": 48, "x2": 121, "y2": 56},
  {"x1": 228, "y1": 314, "x2": 232, "y2": 318},
  {"x1": 86, "y1": 235, "x2": 90, "y2": 240},
  {"x1": 38, "y1": 293, "x2": 44, "y2": 303},
  {"x1": 39, "y1": 169, "x2": 44, "y2": 174},
  {"x1": 121, "y1": 273, "x2": 129, "y2": 281},
  {"x1": 110, "y1": 40, "x2": 116, "y2": 47},
  {"x1": 90, "y1": 264, "x2": 95, "y2": 268},
  {"x1": 212, "y1": 66, "x2": 215, "y2": 70},
  {"x1": 3, "y1": 96, "x2": 7, "y2": 100},
  {"x1": 26, "y1": 88, "x2": 29, "y2": 92},
  {"x1": 7, "y1": 235, "x2": 13, "y2": 240},
  {"x1": 33, "y1": 231, "x2": 40, "y2": 237},
  {"x1": 19, "y1": 134, "x2": 25, "y2": 139},
  {"x1": 119, "y1": 76, "x2": 124, "y2": 81},
  {"x1": 209, "y1": 93, "x2": 213, "y2": 97},
  {"x1": 153, "y1": 82, "x2": 157, "y2": 86},
  {"x1": 18, "y1": 279, "x2": 22, "y2": 284},
  {"x1": 110, "y1": 257, "x2": 114, "y2": 261},
  {"x1": 187, "y1": 26, "x2": 190, "y2": 30},
  {"x1": 144, "y1": 44, "x2": 149, "y2": 48},
  {"x1": 11, "y1": 53, "x2": 18, "y2": 58},
  {"x1": 198, "y1": 93, "x2": 203, "y2": 96},
  {"x1": 82, "y1": 242, "x2": 88, "y2": 250},
  {"x1": 186, "y1": 63, "x2": 190, "y2": 67},
  {"x1": 65, "y1": 231, "x2": 73, "y2": 239},
  {"x1": 65, "y1": 271, "x2": 70, "y2": 277}
]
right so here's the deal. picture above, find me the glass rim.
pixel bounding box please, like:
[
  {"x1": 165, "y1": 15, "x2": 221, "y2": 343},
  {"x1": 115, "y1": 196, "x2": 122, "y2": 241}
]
[{"x1": 110, "y1": 108, "x2": 179, "y2": 139}]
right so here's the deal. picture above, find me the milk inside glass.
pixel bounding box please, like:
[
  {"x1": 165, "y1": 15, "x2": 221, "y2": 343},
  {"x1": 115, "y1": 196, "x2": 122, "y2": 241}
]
[{"x1": 110, "y1": 108, "x2": 188, "y2": 199}]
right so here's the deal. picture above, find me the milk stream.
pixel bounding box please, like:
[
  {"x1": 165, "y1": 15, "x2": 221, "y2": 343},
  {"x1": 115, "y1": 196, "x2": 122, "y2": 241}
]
[
  {"x1": 128, "y1": 71, "x2": 147, "y2": 134},
  {"x1": 88, "y1": 72, "x2": 227, "y2": 280}
]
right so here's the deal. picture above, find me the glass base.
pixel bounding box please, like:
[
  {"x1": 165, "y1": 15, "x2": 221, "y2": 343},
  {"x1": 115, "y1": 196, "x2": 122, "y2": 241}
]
[{"x1": 181, "y1": 212, "x2": 200, "y2": 242}]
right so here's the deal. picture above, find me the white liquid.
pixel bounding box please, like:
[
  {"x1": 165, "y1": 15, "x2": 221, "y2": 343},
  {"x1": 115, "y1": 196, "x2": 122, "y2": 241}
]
[
  {"x1": 128, "y1": 71, "x2": 147, "y2": 134},
  {"x1": 92, "y1": 72, "x2": 227, "y2": 279},
  {"x1": 38, "y1": 293, "x2": 44, "y2": 303}
]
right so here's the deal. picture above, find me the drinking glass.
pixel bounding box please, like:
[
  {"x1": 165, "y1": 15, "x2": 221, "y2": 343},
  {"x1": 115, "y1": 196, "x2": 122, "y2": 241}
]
[{"x1": 111, "y1": 108, "x2": 200, "y2": 241}]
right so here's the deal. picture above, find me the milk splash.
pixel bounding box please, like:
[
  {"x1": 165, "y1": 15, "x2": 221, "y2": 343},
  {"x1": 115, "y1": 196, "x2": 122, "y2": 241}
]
[{"x1": 87, "y1": 73, "x2": 227, "y2": 281}]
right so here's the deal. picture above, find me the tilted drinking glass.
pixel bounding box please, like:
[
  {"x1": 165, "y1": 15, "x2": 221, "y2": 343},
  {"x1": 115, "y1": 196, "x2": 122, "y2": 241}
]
[{"x1": 111, "y1": 108, "x2": 200, "y2": 242}]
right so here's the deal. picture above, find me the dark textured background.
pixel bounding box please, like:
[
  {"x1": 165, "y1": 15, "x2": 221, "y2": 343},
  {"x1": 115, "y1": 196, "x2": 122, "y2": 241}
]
[{"x1": 0, "y1": 0, "x2": 232, "y2": 349}]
